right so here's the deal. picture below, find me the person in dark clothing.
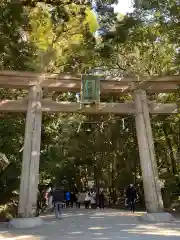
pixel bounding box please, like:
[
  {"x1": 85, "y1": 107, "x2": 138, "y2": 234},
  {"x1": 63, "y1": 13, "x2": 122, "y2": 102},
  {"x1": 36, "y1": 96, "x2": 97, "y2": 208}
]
[
  {"x1": 36, "y1": 189, "x2": 42, "y2": 216},
  {"x1": 99, "y1": 191, "x2": 105, "y2": 209},
  {"x1": 70, "y1": 192, "x2": 77, "y2": 208},
  {"x1": 52, "y1": 187, "x2": 65, "y2": 218},
  {"x1": 126, "y1": 184, "x2": 137, "y2": 213}
]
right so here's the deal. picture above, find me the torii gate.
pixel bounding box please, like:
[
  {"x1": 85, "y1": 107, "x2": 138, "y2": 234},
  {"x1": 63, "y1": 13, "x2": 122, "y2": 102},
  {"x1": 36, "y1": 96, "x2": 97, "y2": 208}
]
[{"x1": 1, "y1": 71, "x2": 179, "y2": 226}]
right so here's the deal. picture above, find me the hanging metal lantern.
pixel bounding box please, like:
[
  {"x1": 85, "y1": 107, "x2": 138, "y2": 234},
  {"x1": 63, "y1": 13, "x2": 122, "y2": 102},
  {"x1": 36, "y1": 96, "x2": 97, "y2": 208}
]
[{"x1": 81, "y1": 75, "x2": 100, "y2": 104}]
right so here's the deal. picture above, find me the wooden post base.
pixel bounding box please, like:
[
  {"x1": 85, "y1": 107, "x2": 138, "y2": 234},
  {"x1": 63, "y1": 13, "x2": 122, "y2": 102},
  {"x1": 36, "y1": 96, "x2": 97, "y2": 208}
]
[{"x1": 9, "y1": 217, "x2": 44, "y2": 228}]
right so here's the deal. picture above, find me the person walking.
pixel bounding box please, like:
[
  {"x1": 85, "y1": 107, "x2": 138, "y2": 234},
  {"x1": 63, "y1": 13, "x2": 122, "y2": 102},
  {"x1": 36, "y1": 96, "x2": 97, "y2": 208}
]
[
  {"x1": 52, "y1": 186, "x2": 65, "y2": 219},
  {"x1": 126, "y1": 184, "x2": 137, "y2": 213},
  {"x1": 90, "y1": 190, "x2": 97, "y2": 209},
  {"x1": 65, "y1": 190, "x2": 71, "y2": 208},
  {"x1": 44, "y1": 186, "x2": 51, "y2": 209},
  {"x1": 70, "y1": 192, "x2": 77, "y2": 208},
  {"x1": 84, "y1": 191, "x2": 91, "y2": 209},
  {"x1": 99, "y1": 190, "x2": 105, "y2": 209},
  {"x1": 36, "y1": 189, "x2": 42, "y2": 216},
  {"x1": 76, "y1": 192, "x2": 81, "y2": 208},
  {"x1": 48, "y1": 188, "x2": 54, "y2": 211}
]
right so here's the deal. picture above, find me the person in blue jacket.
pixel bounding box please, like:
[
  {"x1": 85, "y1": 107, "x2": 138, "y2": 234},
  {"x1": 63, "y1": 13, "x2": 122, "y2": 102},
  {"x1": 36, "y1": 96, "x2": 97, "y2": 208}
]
[{"x1": 65, "y1": 190, "x2": 71, "y2": 208}]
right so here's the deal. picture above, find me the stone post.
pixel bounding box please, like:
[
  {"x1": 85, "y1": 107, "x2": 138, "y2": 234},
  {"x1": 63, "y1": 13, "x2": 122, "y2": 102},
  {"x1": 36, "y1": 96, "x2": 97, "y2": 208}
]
[
  {"x1": 18, "y1": 85, "x2": 42, "y2": 218},
  {"x1": 134, "y1": 89, "x2": 164, "y2": 213}
]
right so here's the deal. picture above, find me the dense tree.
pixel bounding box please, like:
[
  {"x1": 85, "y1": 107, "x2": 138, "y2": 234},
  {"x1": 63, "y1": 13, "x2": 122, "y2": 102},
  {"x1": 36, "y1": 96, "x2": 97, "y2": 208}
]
[
  {"x1": 133, "y1": 0, "x2": 180, "y2": 66},
  {"x1": 0, "y1": 1, "x2": 34, "y2": 70}
]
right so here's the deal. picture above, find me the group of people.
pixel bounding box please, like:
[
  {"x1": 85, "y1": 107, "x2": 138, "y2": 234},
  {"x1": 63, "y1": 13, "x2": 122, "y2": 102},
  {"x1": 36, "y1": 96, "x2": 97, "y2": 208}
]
[
  {"x1": 44, "y1": 188, "x2": 78, "y2": 209},
  {"x1": 41, "y1": 187, "x2": 106, "y2": 218},
  {"x1": 55, "y1": 189, "x2": 105, "y2": 209},
  {"x1": 64, "y1": 191, "x2": 77, "y2": 208},
  {"x1": 83, "y1": 190, "x2": 105, "y2": 209},
  {"x1": 37, "y1": 183, "x2": 137, "y2": 219}
]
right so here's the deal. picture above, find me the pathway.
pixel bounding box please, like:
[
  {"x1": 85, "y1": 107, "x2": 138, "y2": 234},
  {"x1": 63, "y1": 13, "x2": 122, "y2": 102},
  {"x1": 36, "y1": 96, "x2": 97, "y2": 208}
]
[{"x1": 0, "y1": 208, "x2": 180, "y2": 240}]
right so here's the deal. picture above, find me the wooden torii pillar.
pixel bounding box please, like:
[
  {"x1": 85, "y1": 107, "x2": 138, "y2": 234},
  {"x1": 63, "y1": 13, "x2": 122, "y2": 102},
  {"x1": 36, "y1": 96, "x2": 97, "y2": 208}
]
[
  {"x1": 134, "y1": 89, "x2": 164, "y2": 213},
  {"x1": 18, "y1": 85, "x2": 42, "y2": 218}
]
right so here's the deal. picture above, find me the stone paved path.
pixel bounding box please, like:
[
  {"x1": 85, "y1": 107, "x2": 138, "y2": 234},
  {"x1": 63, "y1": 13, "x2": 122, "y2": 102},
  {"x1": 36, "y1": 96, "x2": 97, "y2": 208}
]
[{"x1": 0, "y1": 209, "x2": 180, "y2": 240}]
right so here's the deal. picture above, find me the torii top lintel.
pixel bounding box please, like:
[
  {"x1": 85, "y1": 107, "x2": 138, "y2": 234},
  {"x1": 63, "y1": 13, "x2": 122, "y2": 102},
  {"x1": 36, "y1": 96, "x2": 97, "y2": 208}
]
[{"x1": 0, "y1": 70, "x2": 180, "y2": 93}]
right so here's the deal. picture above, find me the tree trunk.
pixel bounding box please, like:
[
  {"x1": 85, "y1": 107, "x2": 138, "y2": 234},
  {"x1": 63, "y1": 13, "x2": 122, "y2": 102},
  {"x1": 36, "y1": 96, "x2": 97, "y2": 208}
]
[{"x1": 162, "y1": 123, "x2": 177, "y2": 175}]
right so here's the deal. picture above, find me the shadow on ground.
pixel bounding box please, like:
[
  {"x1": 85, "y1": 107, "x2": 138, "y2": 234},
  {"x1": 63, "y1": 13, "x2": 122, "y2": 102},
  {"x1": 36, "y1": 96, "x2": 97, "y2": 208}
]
[{"x1": 0, "y1": 209, "x2": 180, "y2": 240}]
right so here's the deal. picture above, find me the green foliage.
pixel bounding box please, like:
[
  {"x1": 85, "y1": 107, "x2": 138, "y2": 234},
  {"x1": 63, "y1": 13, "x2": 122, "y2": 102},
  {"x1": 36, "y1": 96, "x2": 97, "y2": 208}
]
[
  {"x1": 134, "y1": 0, "x2": 180, "y2": 66},
  {"x1": 0, "y1": 203, "x2": 17, "y2": 221},
  {"x1": 0, "y1": 1, "x2": 35, "y2": 70},
  {"x1": 85, "y1": 8, "x2": 99, "y2": 33},
  {"x1": 28, "y1": 2, "x2": 99, "y2": 72}
]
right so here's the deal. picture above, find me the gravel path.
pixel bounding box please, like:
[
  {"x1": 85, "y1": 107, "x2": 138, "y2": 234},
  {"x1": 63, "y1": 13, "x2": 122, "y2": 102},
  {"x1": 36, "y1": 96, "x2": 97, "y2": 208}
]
[{"x1": 0, "y1": 208, "x2": 180, "y2": 240}]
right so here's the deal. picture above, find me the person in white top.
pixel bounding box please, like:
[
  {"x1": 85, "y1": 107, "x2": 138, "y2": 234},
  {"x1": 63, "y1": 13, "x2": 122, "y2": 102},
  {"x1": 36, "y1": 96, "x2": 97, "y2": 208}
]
[
  {"x1": 76, "y1": 192, "x2": 81, "y2": 208},
  {"x1": 84, "y1": 191, "x2": 91, "y2": 209},
  {"x1": 48, "y1": 188, "x2": 54, "y2": 210},
  {"x1": 90, "y1": 191, "x2": 97, "y2": 209}
]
